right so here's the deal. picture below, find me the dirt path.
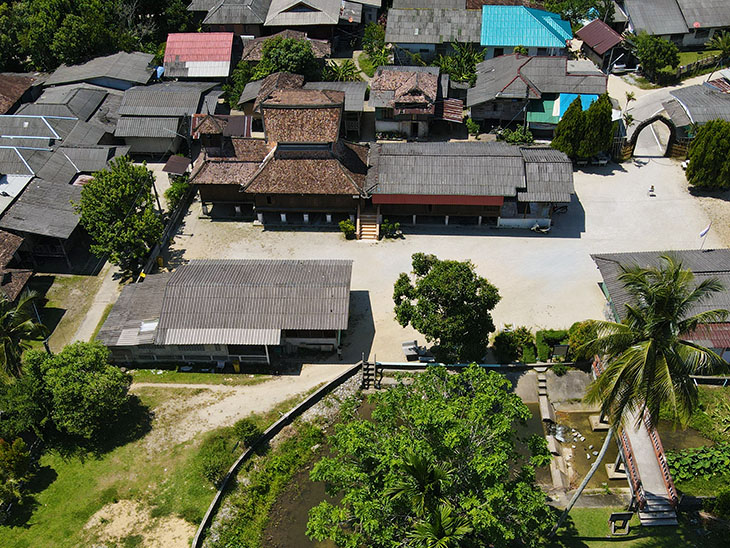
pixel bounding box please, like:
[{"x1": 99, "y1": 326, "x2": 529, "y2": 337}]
[
  {"x1": 72, "y1": 262, "x2": 121, "y2": 343},
  {"x1": 131, "y1": 364, "x2": 352, "y2": 450}
]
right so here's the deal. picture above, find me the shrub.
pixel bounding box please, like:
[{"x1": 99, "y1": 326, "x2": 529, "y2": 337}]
[
  {"x1": 568, "y1": 320, "x2": 598, "y2": 361},
  {"x1": 362, "y1": 21, "x2": 385, "y2": 56},
  {"x1": 339, "y1": 219, "x2": 356, "y2": 239},
  {"x1": 714, "y1": 486, "x2": 730, "y2": 519},
  {"x1": 197, "y1": 433, "x2": 235, "y2": 487},
  {"x1": 164, "y1": 174, "x2": 190, "y2": 212},
  {"x1": 667, "y1": 442, "x2": 730, "y2": 482},
  {"x1": 536, "y1": 329, "x2": 569, "y2": 362},
  {"x1": 466, "y1": 117, "x2": 480, "y2": 136},
  {"x1": 233, "y1": 418, "x2": 262, "y2": 447},
  {"x1": 499, "y1": 125, "x2": 534, "y2": 145},
  {"x1": 381, "y1": 218, "x2": 401, "y2": 239},
  {"x1": 552, "y1": 363, "x2": 568, "y2": 377},
  {"x1": 493, "y1": 330, "x2": 520, "y2": 364}
]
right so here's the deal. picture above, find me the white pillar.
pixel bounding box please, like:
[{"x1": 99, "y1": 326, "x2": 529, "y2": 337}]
[
  {"x1": 280, "y1": 213, "x2": 287, "y2": 223},
  {"x1": 303, "y1": 213, "x2": 309, "y2": 223},
  {"x1": 445, "y1": 215, "x2": 449, "y2": 226},
  {"x1": 349, "y1": 214, "x2": 355, "y2": 223},
  {"x1": 202, "y1": 203, "x2": 209, "y2": 215},
  {"x1": 478, "y1": 215, "x2": 482, "y2": 226},
  {"x1": 257, "y1": 212, "x2": 264, "y2": 223},
  {"x1": 412, "y1": 214, "x2": 417, "y2": 225},
  {"x1": 326, "y1": 214, "x2": 332, "y2": 223}
]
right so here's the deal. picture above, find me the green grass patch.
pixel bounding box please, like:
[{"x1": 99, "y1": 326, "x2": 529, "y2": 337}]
[
  {"x1": 673, "y1": 386, "x2": 730, "y2": 444},
  {"x1": 90, "y1": 303, "x2": 113, "y2": 342},
  {"x1": 358, "y1": 52, "x2": 376, "y2": 77},
  {"x1": 129, "y1": 369, "x2": 273, "y2": 386},
  {"x1": 550, "y1": 507, "x2": 725, "y2": 547},
  {"x1": 677, "y1": 49, "x2": 721, "y2": 66}
]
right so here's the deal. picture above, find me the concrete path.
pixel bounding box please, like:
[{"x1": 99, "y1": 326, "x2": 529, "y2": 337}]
[{"x1": 72, "y1": 263, "x2": 122, "y2": 343}]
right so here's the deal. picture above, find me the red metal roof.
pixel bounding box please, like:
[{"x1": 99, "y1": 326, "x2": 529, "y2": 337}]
[
  {"x1": 684, "y1": 323, "x2": 730, "y2": 349},
  {"x1": 435, "y1": 98, "x2": 464, "y2": 123},
  {"x1": 576, "y1": 19, "x2": 623, "y2": 56},
  {"x1": 164, "y1": 33, "x2": 234, "y2": 63}
]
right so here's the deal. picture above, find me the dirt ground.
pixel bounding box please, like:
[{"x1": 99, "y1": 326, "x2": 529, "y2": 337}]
[
  {"x1": 131, "y1": 364, "x2": 350, "y2": 450},
  {"x1": 169, "y1": 157, "x2": 721, "y2": 363},
  {"x1": 85, "y1": 500, "x2": 195, "y2": 547}
]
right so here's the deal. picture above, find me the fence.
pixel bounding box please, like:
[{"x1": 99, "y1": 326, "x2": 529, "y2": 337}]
[
  {"x1": 675, "y1": 54, "x2": 725, "y2": 79},
  {"x1": 191, "y1": 362, "x2": 362, "y2": 548}
]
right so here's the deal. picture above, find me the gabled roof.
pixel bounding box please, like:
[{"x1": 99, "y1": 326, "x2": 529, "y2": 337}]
[
  {"x1": 152, "y1": 259, "x2": 353, "y2": 345},
  {"x1": 592, "y1": 249, "x2": 730, "y2": 323},
  {"x1": 164, "y1": 33, "x2": 235, "y2": 78},
  {"x1": 303, "y1": 81, "x2": 367, "y2": 112},
  {"x1": 191, "y1": 114, "x2": 253, "y2": 138},
  {"x1": 668, "y1": 84, "x2": 730, "y2": 125},
  {"x1": 243, "y1": 72, "x2": 305, "y2": 112},
  {"x1": 265, "y1": 0, "x2": 341, "y2": 26},
  {"x1": 118, "y1": 81, "x2": 218, "y2": 117},
  {"x1": 45, "y1": 52, "x2": 155, "y2": 88},
  {"x1": 677, "y1": 0, "x2": 730, "y2": 29},
  {"x1": 370, "y1": 66, "x2": 440, "y2": 113},
  {"x1": 576, "y1": 18, "x2": 623, "y2": 56},
  {"x1": 262, "y1": 89, "x2": 344, "y2": 143},
  {"x1": 0, "y1": 75, "x2": 36, "y2": 115},
  {"x1": 0, "y1": 230, "x2": 32, "y2": 303},
  {"x1": 240, "y1": 30, "x2": 331, "y2": 62},
  {"x1": 385, "y1": 8, "x2": 482, "y2": 44},
  {"x1": 199, "y1": 0, "x2": 272, "y2": 25},
  {"x1": 622, "y1": 0, "x2": 688, "y2": 35},
  {"x1": 17, "y1": 87, "x2": 107, "y2": 122},
  {"x1": 467, "y1": 54, "x2": 606, "y2": 106},
  {"x1": 480, "y1": 5, "x2": 572, "y2": 48}
]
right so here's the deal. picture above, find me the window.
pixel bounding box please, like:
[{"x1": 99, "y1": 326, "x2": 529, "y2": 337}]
[
  {"x1": 536, "y1": 48, "x2": 547, "y2": 56},
  {"x1": 695, "y1": 29, "x2": 710, "y2": 39},
  {"x1": 494, "y1": 48, "x2": 504, "y2": 57},
  {"x1": 266, "y1": 196, "x2": 272, "y2": 205}
]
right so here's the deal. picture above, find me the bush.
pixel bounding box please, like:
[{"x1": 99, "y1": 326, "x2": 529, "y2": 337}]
[
  {"x1": 380, "y1": 218, "x2": 401, "y2": 239},
  {"x1": 536, "y1": 329, "x2": 569, "y2": 362},
  {"x1": 552, "y1": 363, "x2": 568, "y2": 377},
  {"x1": 197, "y1": 433, "x2": 235, "y2": 487},
  {"x1": 714, "y1": 486, "x2": 730, "y2": 519},
  {"x1": 339, "y1": 219, "x2": 356, "y2": 239},
  {"x1": 568, "y1": 320, "x2": 598, "y2": 362},
  {"x1": 233, "y1": 418, "x2": 262, "y2": 447},
  {"x1": 498, "y1": 125, "x2": 534, "y2": 145},
  {"x1": 362, "y1": 22, "x2": 385, "y2": 56},
  {"x1": 466, "y1": 117, "x2": 480, "y2": 136},
  {"x1": 493, "y1": 330, "x2": 520, "y2": 364},
  {"x1": 667, "y1": 442, "x2": 730, "y2": 482},
  {"x1": 686, "y1": 119, "x2": 730, "y2": 190},
  {"x1": 164, "y1": 174, "x2": 190, "y2": 212}
]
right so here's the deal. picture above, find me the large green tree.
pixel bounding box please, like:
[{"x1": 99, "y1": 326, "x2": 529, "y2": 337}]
[
  {"x1": 552, "y1": 255, "x2": 729, "y2": 533},
  {"x1": 686, "y1": 119, "x2": 730, "y2": 190},
  {"x1": 0, "y1": 291, "x2": 45, "y2": 380},
  {"x1": 24, "y1": 342, "x2": 132, "y2": 444},
  {"x1": 252, "y1": 36, "x2": 321, "y2": 81},
  {"x1": 551, "y1": 96, "x2": 585, "y2": 159},
  {"x1": 393, "y1": 253, "x2": 501, "y2": 363},
  {"x1": 631, "y1": 32, "x2": 679, "y2": 80},
  {"x1": 77, "y1": 156, "x2": 163, "y2": 274},
  {"x1": 577, "y1": 93, "x2": 613, "y2": 159},
  {"x1": 0, "y1": 438, "x2": 33, "y2": 506},
  {"x1": 307, "y1": 365, "x2": 553, "y2": 548}
]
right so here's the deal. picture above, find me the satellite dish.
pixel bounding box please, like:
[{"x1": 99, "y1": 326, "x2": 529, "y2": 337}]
[{"x1": 693, "y1": 21, "x2": 701, "y2": 28}]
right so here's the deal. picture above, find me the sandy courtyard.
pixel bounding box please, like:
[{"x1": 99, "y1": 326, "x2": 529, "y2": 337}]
[{"x1": 170, "y1": 157, "x2": 722, "y2": 362}]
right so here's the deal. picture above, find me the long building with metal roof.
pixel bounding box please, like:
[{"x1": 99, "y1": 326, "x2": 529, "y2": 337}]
[{"x1": 97, "y1": 259, "x2": 353, "y2": 366}]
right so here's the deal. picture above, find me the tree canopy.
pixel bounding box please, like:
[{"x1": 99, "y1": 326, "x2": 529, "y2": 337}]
[
  {"x1": 552, "y1": 94, "x2": 613, "y2": 159},
  {"x1": 393, "y1": 253, "x2": 500, "y2": 363},
  {"x1": 551, "y1": 96, "x2": 585, "y2": 158},
  {"x1": 544, "y1": 1, "x2": 614, "y2": 29},
  {"x1": 77, "y1": 156, "x2": 163, "y2": 275},
  {"x1": 433, "y1": 42, "x2": 485, "y2": 86},
  {"x1": 686, "y1": 119, "x2": 730, "y2": 190},
  {"x1": 0, "y1": 0, "x2": 192, "y2": 72},
  {"x1": 0, "y1": 291, "x2": 45, "y2": 380},
  {"x1": 253, "y1": 36, "x2": 321, "y2": 81},
  {"x1": 631, "y1": 32, "x2": 679, "y2": 79},
  {"x1": 583, "y1": 254, "x2": 729, "y2": 427},
  {"x1": 307, "y1": 365, "x2": 553, "y2": 548}
]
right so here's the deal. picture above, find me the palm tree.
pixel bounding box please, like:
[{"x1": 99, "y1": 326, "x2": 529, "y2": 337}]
[
  {"x1": 322, "y1": 60, "x2": 362, "y2": 82},
  {"x1": 551, "y1": 254, "x2": 728, "y2": 535},
  {"x1": 385, "y1": 452, "x2": 452, "y2": 517},
  {"x1": 706, "y1": 31, "x2": 730, "y2": 80},
  {"x1": 0, "y1": 291, "x2": 46, "y2": 379},
  {"x1": 408, "y1": 504, "x2": 472, "y2": 548}
]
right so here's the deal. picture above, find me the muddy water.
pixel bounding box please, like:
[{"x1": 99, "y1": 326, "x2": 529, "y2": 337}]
[
  {"x1": 656, "y1": 420, "x2": 713, "y2": 451},
  {"x1": 555, "y1": 411, "x2": 620, "y2": 488},
  {"x1": 521, "y1": 402, "x2": 553, "y2": 486}
]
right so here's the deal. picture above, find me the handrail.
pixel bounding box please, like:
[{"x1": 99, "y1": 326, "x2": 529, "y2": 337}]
[
  {"x1": 618, "y1": 428, "x2": 646, "y2": 509},
  {"x1": 642, "y1": 412, "x2": 679, "y2": 507}
]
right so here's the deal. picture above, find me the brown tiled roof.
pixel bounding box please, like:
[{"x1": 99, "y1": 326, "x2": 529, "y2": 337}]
[
  {"x1": 0, "y1": 74, "x2": 35, "y2": 114},
  {"x1": 192, "y1": 138, "x2": 272, "y2": 184},
  {"x1": 0, "y1": 230, "x2": 24, "y2": 266},
  {"x1": 254, "y1": 72, "x2": 305, "y2": 113},
  {"x1": 0, "y1": 230, "x2": 31, "y2": 302},
  {"x1": 262, "y1": 90, "x2": 344, "y2": 144},
  {"x1": 243, "y1": 141, "x2": 368, "y2": 196},
  {"x1": 240, "y1": 30, "x2": 331, "y2": 62},
  {"x1": 232, "y1": 138, "x2": 272, "y2": 160},
  {"x1": 371, "y1": 69, "x2": 438, "y2": 114},
  {"x1": 192, "y1": 114, "x2": 253, "y2": 138}
]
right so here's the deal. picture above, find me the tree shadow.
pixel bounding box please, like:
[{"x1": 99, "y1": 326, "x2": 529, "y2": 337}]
[{"x1": 1, "y1": 465, "x2": 58, "y2": 528}]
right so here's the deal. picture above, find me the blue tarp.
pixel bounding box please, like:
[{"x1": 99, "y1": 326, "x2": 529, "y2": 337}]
[{"x1": 558, "y1": 93, "x2": 598, "y2": 117}]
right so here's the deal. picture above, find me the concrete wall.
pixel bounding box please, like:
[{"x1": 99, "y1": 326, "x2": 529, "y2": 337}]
[
  {"x1": 497, "y1": 217, "x2": 551, "y2": 229},
  {"x1": 375, "y1": 119, "x2": 428, "y2": 138},
  {"x1": 470, "y1": 99, "x2": 527, "y2": 122},
  {"x1": 125, "y1": 136, "x2": 178, "y2": 155}
]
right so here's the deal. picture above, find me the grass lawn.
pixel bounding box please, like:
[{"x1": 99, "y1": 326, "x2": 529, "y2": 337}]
[
  {"x1": 357, "y1": 51, "x2": 376, "y2": 77},
  {"x1": 0, "y1": 386, "x2": 310, "y2": 547},
  {"x1": 27, "y1": 272, "x2": 105, "y2": 352},
  {"x1": 129, "y1": 369, "x2": 273, "y2": 386},
  {"x1": 551, "y1": 507, "x2": 725, "y2": 547},
  {"x1": 677, "y1": 49, "x2": 721, "y2": 66}
]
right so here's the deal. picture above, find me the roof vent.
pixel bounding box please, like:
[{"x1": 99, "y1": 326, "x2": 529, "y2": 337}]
[{"x1": 414, "y1": 28, "x2": 419, "y2": 36}]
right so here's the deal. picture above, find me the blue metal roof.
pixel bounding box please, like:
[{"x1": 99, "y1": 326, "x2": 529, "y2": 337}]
[
  {"x1": 480, "y1": 6, "x2": 573, "y2": 48},
  {"x1": 557, "y1": 93, "x2": 598, "y2": 117}
]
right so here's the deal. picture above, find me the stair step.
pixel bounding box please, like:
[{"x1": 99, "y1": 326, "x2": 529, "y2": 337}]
[
  {"x1": 639, "y1": 517, "x2": 678, "y2": 527},
  {"x1": 640, "y1": 511, "x2": 677, "y2": 520}
]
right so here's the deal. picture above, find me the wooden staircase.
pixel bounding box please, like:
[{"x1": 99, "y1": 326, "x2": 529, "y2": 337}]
[{"x1": 358, "y1": 212, "x2": 379, "y2": 240}]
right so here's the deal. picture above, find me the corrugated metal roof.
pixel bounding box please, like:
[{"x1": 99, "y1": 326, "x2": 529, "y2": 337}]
[
  {"x1": 669, "y1": 84, "x2": 730, "y2": 124},
  {"x1": 164, "y1": 33, "x2": 235, "y2": 78},
  {"x1": 202, "y1": 0, "x2": 271, "y2": 25},
  {"x1": 685, "y1": 322, "x2": 730, "y2": 349},
  {"x1": 265, "y1": 0, "x2": 341, "y2": 26},
  {"x1": 480, "y1": 6, "x2": 572, "y2": 48},
  {"x1": 519, "y1": 148, "x2": 573, "y2": 202},
  {"x1": 45, "y1": 52, "x2": 154, "y2": 87},
  {"x1": 575, "y1": 18, "x2": 623, "y2": 56},
  {"x1": 662, "y1": 98, "x2": 692, "y2": 127},
  {"x1": 385, "y1": 8, "x2": 482, "y2": 44},
  {"x1": 118, "y1": 81, "x2": 218, "y2": 116},
  {"x1": 239, "y1": 79, "x2": 263, "y2": 105},
  {"x1": 154, "y1": 259, "x2": 353, "y2": 345},
  {"x1": 592, "y1": 249, "x2": 730, "y2": 322},
  {"x1": 623, "y1": 0, "x2": 688, "y2": 35},
  {"x1": 304, "y1": 81, "x2": 368, "y2": 111},
  {"x1": 115, "y1": 116, "x2": 181, "y2": 138},
  {"x1": 676, "y1": 0, "x2": 730, "y2": 29},
  {"x1": 393, "y1": 0, "x2": 465, "y2": 7}
]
